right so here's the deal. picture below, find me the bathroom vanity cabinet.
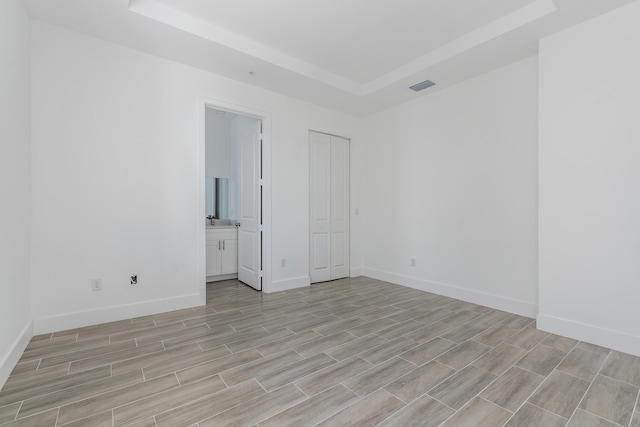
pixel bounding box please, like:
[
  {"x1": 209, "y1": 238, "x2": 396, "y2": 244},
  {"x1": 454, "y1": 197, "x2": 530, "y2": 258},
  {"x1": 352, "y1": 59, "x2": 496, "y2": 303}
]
[{"x1": 206, "y1": 228, "x2": 238, "y2": 279}]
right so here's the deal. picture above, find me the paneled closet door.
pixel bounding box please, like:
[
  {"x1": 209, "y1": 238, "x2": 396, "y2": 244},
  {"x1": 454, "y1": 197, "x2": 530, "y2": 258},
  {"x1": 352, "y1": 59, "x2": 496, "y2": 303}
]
[{"x1": 310, "y1": 131, "x2": 349, "y2": 283}]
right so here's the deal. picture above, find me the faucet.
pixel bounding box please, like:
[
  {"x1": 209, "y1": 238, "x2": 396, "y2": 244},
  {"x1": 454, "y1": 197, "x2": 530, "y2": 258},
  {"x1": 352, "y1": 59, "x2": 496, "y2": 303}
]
[{"x1": 206, "y1": 215, "x2": 217, "y2": 226}]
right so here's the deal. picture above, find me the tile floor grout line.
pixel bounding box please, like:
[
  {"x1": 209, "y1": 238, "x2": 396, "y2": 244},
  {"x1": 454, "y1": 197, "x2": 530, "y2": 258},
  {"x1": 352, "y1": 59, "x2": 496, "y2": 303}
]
[
  {"x1": 565, "y1": 349, "x2": 611, "y2": 426},
  {"x1": 499, "y1": 339, "x2": 580, "y2": 426},
  {"x1": 631, "y1": 387, "x2": 640, "y2": 426}
]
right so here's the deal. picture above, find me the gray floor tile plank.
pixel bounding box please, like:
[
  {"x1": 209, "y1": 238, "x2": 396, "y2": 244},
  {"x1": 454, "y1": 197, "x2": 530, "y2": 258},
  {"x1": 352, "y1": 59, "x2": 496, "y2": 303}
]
[
  {"x1": 480, "y1": 366, "x2": 545, "y2": 411},
  {"x1": 0, "y1": 402, "x2": 21, "y2": 424},
  {"x1": 198, "y1": 383, "x2": 306, "y2": 427},
  {"x1": 557, "y1": 347, "x2": 608, "y2": 381},
  {"x1": 225, "y1": 327, "x2": 293, "y2": 353},
  {"x1": 17, "y1": 369, "x2": 144, "y2": 418},
  {"x1": 359, "y1": 336, "x2": 418, "y2": 365},
  {"x1": 61, "y1": 410, "x2": 113, "y2": 427},
  {"x1": 440, "y1": 323, "x2": 486, "y2": 344},
  {"x1": 255, "y1": 330, "x2": 322, "y2": 357},
  {"x1": 291, "y1": 331, "x2": 355, "y2": 358},
  {"x1": 153, "y1": 379, "x2": 265, "y2": 427},
  {"x1": 542, "y1": 334, "x2": 579, "y2": 352},
  {"x1": 142, "y1": 344, "x2": 231, "y2": 380},
  {"x1": 377, "y1": 320, "x2": 427, "y2": 339},
  {"x1": 219, "y1": 349, "x2": 303, "y2": 386},
  {"x1": 404, "y1": 321, "x2": 455, "y2": 343},
  {"x1": 175, "y1": 348, "x2": 263, "y2": 384},
  {"x1": 505, "y1": 326, "x2": 550, "y2": 351},
  {"x1": 69, "y1": 341, "x2": 165, "y2": 374},
  {"x1": 528, "y1": 370, "x2": 590, "y2": 418},
  {"x1": 294, "y1": 356, "x2": 373, "y2": 396},
  {"x1": 601, "y1": 351, "x2": 640, "y2": 386},
  {"x1": 473, "y1": 343, "x2": 526, "y2": 375},
  {"x1": 110, "y1": 342, "x2": 202, "y2": 376},
  {"x1": 24, "y1": 335, "x2": 77, "y2": 351},
  {"x1": 57, "y1": 374, "x2": 179, "y2": 425},
  {"x1": 579, "y1": 374, "x2": 639, "y2": 426},
  {"x1": 568, "y1": 409, "x2": 618, "y2": 427},
  {"x1": 313, "y1": 317, "x2": 368, "y2": 336},
  {"x1": 1, "y1": 408, "x2": 58, "y2": 427},
  {"x1": 435, "y1": 340, "x2": 492, "y2": 370},
  {"x1": 259, "y1": 384, "x2": 359, "y2": 427},
  {"x1": 315, "y1": 389, "x2": 405, "y2": 427},
  {"x1": 399, "y1": 337, "x2": 458, "y2": 366},
  {"x1": 285, "y1": 315, "x2": 342, "y2": 333},
  {"x1": 384, "y1": 360, "x2": 456, "y2": 403},
  {"x1": 410, "y1": 308, "x2": 455, "y2": 325},
  {"x1": 0, "y1": 366, "x2": 111, "y2": 407},
  {"x1": 473, "y1": 324, "x2": 520, "y2": 347},
  {"x1": 256, "y1": 352, "x2": 336, "y2": 391},
  {"x1": 2, "y1": 363, "x2": 70, "y2": 392},
  {"x1": 376, "y1": 394, "x2": 455, "y2": 427},
  {"x1": 345, "y1": 318, "x2": 398, "y2": 338},
  {"x1": 344, "y1": 357, "x2": 419, "y2": 397},
  {"x1": 108, "y1": 321, "x2": 186, "y2": 343},
  {"x1": 440, "y1": 397, "x2": 511, "y2": 427},
  {"x1": 325, "y1": 334, "x2": 389, "y2": 361},
  {"x1": 505, "y1": 403, "x2": 567, "y2": 427},
  {"x1": 37, "y1": 339, "x2": 137, "y2": 369},
  {"x1": 19, "y1": 335, "x2": 109, "y2": 362},
  {"x1": 113, "y1": 375, "x2": 226, "y2": 426},
  {"x1": 515, "y1": 343, "x2": 567, "y2": 376},
  {"x1": 427, "y1": 365, "x2": 497, "y2": 410},
  {"x1": 8, "y1": 360, "x2": 40, "y2": 376}
]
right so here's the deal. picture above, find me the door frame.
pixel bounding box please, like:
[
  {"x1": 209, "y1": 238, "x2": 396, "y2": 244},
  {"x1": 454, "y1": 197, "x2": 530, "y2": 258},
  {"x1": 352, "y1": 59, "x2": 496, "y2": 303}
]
[{"x1": 198, "y1": 97, "x2": 272, "y2": 299}]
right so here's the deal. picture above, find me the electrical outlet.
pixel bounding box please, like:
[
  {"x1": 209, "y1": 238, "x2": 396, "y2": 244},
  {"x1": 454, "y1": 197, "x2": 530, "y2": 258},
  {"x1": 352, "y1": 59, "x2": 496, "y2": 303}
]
[
  {"x1": 91, "y1": 278, "x2": 102, "y2": 291},
  {"x1": 410, "y1": 258, "x2": 416, "y2": 267},
  {"x1": 130, "y1": 275, "x2": 137, "y2": 285},
  {"x1": 281, "y1": 258, "x2": 287, "y2": 268}
]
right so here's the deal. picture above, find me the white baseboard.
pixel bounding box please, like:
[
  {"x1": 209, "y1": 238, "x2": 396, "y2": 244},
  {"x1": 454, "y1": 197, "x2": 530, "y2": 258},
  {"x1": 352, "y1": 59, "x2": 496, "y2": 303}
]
[
  {"x1": 0, "y1": 321, "x2": 33, "y2": 390},
  {"x1": 32, "y1": 293, "x2": 204, "y2": 335},
  {"x1": 350, "y1": 267, "x2": 363, "y2": 277},
  {"x1": 362, "y1": 267, "x2": 537, "y2": 318},
  {"x1": 537, "y1": 314, "x2": 640, "y2": 357},
  {"x1": 267, "y1": 276, "x2": 310, "y2": 293}
]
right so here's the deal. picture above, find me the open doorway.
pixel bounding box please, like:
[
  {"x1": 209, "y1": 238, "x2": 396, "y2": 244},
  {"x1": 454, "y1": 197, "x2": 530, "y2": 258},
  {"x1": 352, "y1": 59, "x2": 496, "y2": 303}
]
[{"x1": 200, "y1": 100, "x2": 270, "y2": 296}]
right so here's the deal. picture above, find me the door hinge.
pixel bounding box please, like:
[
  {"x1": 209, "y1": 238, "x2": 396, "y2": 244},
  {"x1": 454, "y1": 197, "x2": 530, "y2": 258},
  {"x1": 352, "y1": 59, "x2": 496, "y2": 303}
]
[
  {"x1": 259, "y1": 225, "x2": 264, "y2": 232},
  {"x1": 259, "y1": 270, "x2": 264, "y2": 278},
  {"x1": 258, "y1": 179, "x2": 264, "y2": 187}
]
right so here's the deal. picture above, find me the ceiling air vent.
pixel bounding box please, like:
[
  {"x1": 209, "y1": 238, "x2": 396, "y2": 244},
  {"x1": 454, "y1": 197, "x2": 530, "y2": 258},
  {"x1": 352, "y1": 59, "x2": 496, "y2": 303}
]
[{"x1": 409, "y1": 80, "x2": 436, "y2": 92}]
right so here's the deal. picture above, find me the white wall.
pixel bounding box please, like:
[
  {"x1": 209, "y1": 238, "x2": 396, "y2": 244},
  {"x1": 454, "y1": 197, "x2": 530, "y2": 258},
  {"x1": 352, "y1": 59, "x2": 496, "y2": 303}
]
[
  {"x1": 538, "y1": 2, "x2": 640, "y2": 356},
  {"x1": 30, "y1": 21, "x2": 358, "y2": 333},
  {"x1": 360, "y1": 57, "x2": 539, "y2": 317},
  {"x1": 0, "y1": 0, "x2": 32, "y2": 387}
]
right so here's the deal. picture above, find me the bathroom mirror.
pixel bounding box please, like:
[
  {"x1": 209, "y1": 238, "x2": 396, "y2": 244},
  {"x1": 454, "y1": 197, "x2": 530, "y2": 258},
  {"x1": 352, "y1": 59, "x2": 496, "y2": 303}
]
[{"x1": 205, "y1": 177, "x2": 236, "y2": 219}]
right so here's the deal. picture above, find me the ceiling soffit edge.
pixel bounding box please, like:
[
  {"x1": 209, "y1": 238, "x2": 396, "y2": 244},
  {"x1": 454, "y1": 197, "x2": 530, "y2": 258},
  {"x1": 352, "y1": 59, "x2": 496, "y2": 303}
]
[{"x1": 128, "y1": 0, "x2": 556, "y2": 96}]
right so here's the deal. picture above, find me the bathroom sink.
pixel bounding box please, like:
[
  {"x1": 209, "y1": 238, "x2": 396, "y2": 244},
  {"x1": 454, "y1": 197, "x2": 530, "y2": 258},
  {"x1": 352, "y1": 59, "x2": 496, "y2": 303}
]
[{"x1": 206, "y1": 219, "x2": 237, "y2": 229}]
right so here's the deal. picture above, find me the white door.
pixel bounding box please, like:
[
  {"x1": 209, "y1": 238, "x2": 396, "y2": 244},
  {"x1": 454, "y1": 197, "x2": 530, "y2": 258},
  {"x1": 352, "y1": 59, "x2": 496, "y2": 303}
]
[
  {"x1": 237, "y1": 115, "x2": 262, "y2": 290},
  {"x1": 310, "y1": 131, "x2": 349, "y2": 283}
]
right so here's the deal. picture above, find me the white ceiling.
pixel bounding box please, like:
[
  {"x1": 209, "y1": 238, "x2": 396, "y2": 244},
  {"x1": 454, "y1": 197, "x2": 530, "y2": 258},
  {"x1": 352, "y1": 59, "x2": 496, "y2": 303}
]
[{"x1": 26, "y1": 0, "x2": 636, "y2": 116}]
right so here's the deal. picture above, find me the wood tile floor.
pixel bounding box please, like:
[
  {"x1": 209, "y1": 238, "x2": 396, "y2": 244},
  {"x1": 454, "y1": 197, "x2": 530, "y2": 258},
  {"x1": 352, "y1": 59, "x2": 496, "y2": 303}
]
[{"x1": 2, "y1": 276, "x2": 640, "y2": 426}]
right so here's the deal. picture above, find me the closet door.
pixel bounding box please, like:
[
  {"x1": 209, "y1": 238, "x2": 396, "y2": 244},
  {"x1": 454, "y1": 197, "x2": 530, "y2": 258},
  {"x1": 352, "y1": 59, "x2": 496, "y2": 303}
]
[
  {"x1": 310, "y1": 131, "x2": 349, "y2": 283},
  {"x1": 330, "y1": 135, "x2": 349, "y2": 280}
]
